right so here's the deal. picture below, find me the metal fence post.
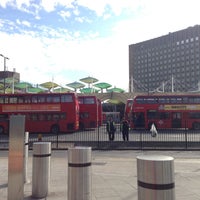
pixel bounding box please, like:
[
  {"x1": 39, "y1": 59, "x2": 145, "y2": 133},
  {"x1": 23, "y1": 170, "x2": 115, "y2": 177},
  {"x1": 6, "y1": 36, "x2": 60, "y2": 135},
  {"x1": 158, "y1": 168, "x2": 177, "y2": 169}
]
[
  {"x1": 24, "y1": 131, "x2": 29, "y2": 183},
  {"x1": 68, "y1": 146, "x2": 92, "y2": 200},
  {"x1": 32, "y1": 142, "x2": 51, "y2": 198},
  {"x1": 137, "y1": 155, "x2": 175, "y2": 200}
]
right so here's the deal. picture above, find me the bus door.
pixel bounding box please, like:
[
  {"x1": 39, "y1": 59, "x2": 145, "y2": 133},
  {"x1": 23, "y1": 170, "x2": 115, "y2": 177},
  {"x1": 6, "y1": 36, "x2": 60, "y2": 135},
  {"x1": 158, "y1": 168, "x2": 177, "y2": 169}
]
[
  {"x1": 172, "y1": 112, "x2": 182, "y2": 128},
  {"x1": 133, "y1": 112, "x2": 145, "y2": 128}
]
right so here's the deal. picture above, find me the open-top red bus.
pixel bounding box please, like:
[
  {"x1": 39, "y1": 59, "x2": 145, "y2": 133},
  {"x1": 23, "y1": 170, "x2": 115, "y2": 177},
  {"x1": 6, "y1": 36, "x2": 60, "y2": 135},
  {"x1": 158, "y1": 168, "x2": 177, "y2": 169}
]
[
  {"x1": 127, "y1": 94, "x2": 200, "y2": 130},
  {"x1": 0, "y1": 92, "x2": 79, "y2": 134},
  {"x1": 78, "y1": 95, "x2": 102, "y2": 130}
]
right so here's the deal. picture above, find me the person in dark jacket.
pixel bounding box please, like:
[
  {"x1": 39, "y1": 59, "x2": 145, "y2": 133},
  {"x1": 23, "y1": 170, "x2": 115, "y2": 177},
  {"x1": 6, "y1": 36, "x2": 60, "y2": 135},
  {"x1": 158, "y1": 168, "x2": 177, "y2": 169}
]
[
  {"x1": 121, "y1": 118, "x2": 129, "y2": 141},
  {"x1": 106, "y1": 116, "x2": 116, "y2": 141}
]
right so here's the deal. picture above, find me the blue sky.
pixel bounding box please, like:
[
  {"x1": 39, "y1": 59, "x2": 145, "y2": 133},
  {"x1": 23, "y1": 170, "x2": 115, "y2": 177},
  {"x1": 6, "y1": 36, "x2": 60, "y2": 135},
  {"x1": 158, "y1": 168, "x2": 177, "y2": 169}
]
[{"x1": 0, "y1": 0, "x2": 200, "y2": 91}]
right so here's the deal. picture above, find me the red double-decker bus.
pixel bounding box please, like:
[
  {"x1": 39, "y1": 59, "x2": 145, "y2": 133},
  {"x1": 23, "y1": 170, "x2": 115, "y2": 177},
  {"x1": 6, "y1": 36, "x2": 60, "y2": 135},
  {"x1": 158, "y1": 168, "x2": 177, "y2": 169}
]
[
  {"x1": 78, "y1": 95, "x2": 102, "y2": 130},
  {"x1": 0, "y1": 92, "x2": 79, "y2": 134},
  {"x1": 126, "y1": 94, "x2": 200, "y2": 130}
]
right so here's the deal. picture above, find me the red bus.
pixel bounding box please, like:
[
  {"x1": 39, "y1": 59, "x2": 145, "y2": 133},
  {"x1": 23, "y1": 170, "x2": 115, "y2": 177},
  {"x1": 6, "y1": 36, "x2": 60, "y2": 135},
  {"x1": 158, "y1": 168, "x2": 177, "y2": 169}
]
[
  {"x1": 78, "y1": 95, "x2": 102, "y2": 130},
  {"x1": 127, "y1": 94, "x2": 200, "y2": 130},
  {"x1": 0, "y1": 92, "x2": 79, "y2": 134}
]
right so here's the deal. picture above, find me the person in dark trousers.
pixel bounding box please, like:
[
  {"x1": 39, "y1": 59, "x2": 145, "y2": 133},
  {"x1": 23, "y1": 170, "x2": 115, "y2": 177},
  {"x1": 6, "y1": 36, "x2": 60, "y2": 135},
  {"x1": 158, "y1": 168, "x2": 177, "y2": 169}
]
[
  {"x1": 106, "y1": 116, "x2": 116, "y2": 141},
  {"x1": 121, "y1": 118, "x2": 129, "y2": 141}
]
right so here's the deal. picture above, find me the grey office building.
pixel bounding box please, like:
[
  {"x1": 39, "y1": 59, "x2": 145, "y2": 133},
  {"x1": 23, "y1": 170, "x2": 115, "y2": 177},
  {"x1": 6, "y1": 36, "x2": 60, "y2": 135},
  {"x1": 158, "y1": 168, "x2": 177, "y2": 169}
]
[{"x1": 129, "y1": 25, "x2": 200, "y2": 93}]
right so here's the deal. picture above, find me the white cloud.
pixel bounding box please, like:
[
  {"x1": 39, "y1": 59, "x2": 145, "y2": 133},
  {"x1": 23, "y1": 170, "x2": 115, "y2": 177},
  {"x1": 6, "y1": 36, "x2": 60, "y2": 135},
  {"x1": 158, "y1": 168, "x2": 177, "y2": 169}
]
[
  {"x1": 15, "y1": 0, "x2": 31, "y2": 8},
  {"x1": 1, "y1": 0, "x2": 200, "y2": 91},
  {"x1": 59, "y1": 10, "x2": 71, "y2": 20},
  {"x1": 0, "y1": 27, "x2": 129, "y2": 90},
  {"x1": 16, "y1": 19, "x2": 31, "y2": 27}
]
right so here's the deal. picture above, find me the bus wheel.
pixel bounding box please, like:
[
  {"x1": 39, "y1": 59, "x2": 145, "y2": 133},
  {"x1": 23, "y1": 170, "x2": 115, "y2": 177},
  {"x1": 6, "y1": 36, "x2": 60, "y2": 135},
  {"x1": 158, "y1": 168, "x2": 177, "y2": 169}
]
[
  {"x1": 51, "y1": 124, "x2": 60, "y2": 134},
  {"x1": 192, "y1": 122, "x2": 200, "y2": 130},
  {"x1": 0, "y1": 126, "x2": 4, "y2": 134}
]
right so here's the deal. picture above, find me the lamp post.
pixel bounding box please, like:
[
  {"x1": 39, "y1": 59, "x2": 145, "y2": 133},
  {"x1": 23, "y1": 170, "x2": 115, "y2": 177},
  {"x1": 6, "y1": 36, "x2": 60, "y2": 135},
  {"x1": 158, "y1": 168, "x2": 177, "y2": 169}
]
[{"x1": 0, "y1": 54, "x2": 9, "y2": 93}]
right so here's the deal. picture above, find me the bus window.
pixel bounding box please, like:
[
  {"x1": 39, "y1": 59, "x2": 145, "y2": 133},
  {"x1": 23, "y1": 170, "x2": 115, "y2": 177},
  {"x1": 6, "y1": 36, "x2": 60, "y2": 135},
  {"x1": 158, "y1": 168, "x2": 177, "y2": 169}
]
[
  {"x1": 4, "y1": 97, "x2": 8, "y2": 104},
  {"x1": 9, "y1": 96, "x2": 18, "y2": 104},
  {"x1": 38, "y1": 96, "x2": 46, "y2": 103},
  {"x1": 136, "y1": 98, "x2": 145, "y2": 104},
  {"x1": 32, "y1": 96, "x2": 38, "y2": 103},
  {"x1": 176, "y1": 97, "x2": 182, "y2": 104},
  {"x1": 158, "y1": 97, "x2": 170, "y2": 104},
  {"x1": 47, "y1": 114, "x2": 52, "y2": 121},
  {"x1": 188, "y1": 112, "x2": 200, "y2": 119},
  {"x1": 47, "y1": 96, "x2": 53, "y2": 102},
  {"x1": 18, "y1": 96, "x2": 24, "y2": 103},
  {"x1": 188, "y1": 97, "x2": 194, "y2": 103},
  {"x1": 52, "y1": 114, "x2": 59, "y2": 120},
  {"x1": 78, "y1": 98, "x2": 84, "y2": 104},
  {"x1": 31, "y1": 114, "x2": 38, "y2": 121},
  {"x1": 147, "y1": 110, "x2": 157, "y2": 119},
  {"x1": 182, "y1": 97, "x2": 188, "y2": 103},
  {"x1": 53, "y1": 96, "x2": 60, "y2": 103},
  {"x1": 38, "y1": 114, "x2": 45, "y2": 121},
  {"x1": 61, "y1": 94, "x2": 73, "y2": 102},
  {"x1": 60, "y1": 113, "x2": 66, "y2": 120},
  {"x1": 80, "y1": 112, "x2": 89, "y2": 119},
  {"x1": 24, "y1": 96, "x2": 31, "y2": 103},
  {"x1": 159, "y1": 112, "x2": 170, "y2": 119},
  {"x1": 170, "y1": 98, "x2": 177, "y2": 103},
  {"x1": 0, "y1": 97, "x2": 4, "y2": 103},
  {"x1": 158, "y1": 97, "x2": 166, "y2": 104},
  {"x1": 0, "y1": 114, "x2": 8, "y2": 121},
  {"x1": 193, "y1": 97, "x2": 200, "y2": 103},
  {"x1": 147, "y1": 97, "x2": 157, "y2": 104},
  {"x1": 84, "y1": 97, "x2": 95, "y2": 104}
]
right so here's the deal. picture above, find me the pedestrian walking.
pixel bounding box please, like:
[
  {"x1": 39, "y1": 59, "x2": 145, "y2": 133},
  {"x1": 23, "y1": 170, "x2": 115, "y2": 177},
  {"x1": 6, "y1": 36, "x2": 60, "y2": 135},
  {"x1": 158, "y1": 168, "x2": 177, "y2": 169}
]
[
  {"x1": 106, "y1": 116, "x2": 116, "y2": 141},
  {"x1": 121, "y1": 118, "x2": 129, "y2": 141}
]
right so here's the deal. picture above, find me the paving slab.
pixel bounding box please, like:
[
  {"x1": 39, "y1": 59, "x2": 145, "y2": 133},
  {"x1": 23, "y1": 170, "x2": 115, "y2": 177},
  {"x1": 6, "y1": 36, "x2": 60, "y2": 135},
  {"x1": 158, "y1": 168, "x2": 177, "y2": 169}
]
[{"x1": 0, "y1": 150, "x2": 200, "y2": 199}]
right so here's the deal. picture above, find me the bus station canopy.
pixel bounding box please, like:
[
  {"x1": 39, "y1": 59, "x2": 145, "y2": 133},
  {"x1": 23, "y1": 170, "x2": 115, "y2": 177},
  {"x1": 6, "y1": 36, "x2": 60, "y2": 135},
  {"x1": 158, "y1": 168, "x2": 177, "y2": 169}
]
[
  {"x1": 53, "y1": 87, "x2": 72, "y2": 93},
  {"x1": 39, "y1": 82, "x2": 60, "y2": 90},
  {"x1": 27, "y1": 87, "x2": 46, "y2": 93},
  {"x1": 79, "y1": 76, "x2": 98, "y2": 84},
  {"x1": 94, "y1": 82, "x2": 112, "y2": 89},
  {"x1": 80, "y1": 87, "x2": 99, "y2": 94},
  {"x1": 15, "y1": 82, "x2": 32, "y2": 89},
  {"x1": 107, "y1": 87, "x2": 125, "y2": 93},
  {"x1": 66, "y1": 81, "x2": 85, "y2": 91}
]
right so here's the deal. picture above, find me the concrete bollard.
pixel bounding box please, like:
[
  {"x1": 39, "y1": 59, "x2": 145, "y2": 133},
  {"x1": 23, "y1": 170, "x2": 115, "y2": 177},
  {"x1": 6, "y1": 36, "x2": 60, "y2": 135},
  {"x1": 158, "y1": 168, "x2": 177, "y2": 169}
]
[
  {"x1": 137, "y1": 155, "x2": 175, "y2": 200},
  {"x1": 8, "y1": 115, "x2": 25, "y2": 200},
  {"x1": 32, "y1": 142, "x2": 51, "y2": 198},
  {"x1": 68, "y1": 146, "x2": 92, "y2": 200}
]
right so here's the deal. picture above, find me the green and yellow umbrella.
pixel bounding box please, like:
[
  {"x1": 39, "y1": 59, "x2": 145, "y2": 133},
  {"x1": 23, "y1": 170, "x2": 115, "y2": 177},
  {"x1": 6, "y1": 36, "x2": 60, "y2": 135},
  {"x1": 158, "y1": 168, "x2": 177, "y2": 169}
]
[{"x1": 39, "y1": 82, "x2": 60, "y2": 91}]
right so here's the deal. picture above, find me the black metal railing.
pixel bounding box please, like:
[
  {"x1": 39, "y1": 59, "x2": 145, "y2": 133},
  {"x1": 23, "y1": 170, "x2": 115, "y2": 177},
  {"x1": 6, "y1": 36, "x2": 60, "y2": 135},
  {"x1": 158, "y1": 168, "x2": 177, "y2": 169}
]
[{"x1": 1, "y1": 124, "x2": 200, "y2": 150}]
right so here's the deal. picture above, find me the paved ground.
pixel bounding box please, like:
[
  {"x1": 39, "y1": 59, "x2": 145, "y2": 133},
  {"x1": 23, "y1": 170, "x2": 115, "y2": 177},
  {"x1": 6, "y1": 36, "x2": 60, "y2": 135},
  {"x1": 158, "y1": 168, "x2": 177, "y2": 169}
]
[{"x1": 1, "y1": 150, "x2": 200, "y2": 199}]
